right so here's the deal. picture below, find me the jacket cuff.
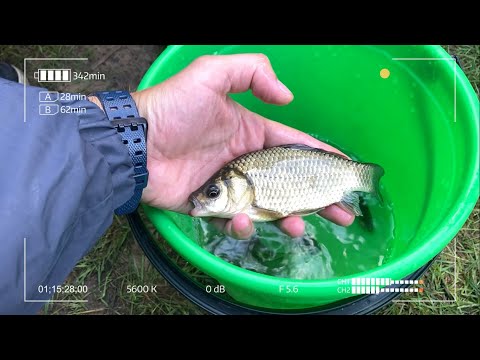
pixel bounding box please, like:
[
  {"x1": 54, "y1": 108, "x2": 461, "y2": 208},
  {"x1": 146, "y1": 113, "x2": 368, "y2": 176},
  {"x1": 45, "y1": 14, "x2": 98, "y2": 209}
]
[{"x1": 74, "y1": 98, "x2": 135, "y2": 210}]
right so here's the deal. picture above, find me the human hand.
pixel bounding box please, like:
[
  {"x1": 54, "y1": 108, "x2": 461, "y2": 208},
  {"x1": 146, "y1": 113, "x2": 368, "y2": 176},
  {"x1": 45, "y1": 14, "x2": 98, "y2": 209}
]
[{"x1": 131, "y1": 54, "x2": 355, "y2": 239}]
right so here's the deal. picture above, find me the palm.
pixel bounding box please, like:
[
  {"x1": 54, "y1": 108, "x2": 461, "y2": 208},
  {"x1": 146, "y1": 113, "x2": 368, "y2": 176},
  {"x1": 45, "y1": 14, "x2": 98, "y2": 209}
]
[
  {"x1": 136, "y1": 54, "x2": 354, "y2": 238},
  {"x1": 143, "y1": 85, "x2": 266, "y2": 213}
]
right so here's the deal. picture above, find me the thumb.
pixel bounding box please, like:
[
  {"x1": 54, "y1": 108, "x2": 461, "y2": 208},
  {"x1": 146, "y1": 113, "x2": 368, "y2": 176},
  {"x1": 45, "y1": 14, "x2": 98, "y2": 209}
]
[{"x1": 186, "y1": 54, "x2": 294, "y2": 105}]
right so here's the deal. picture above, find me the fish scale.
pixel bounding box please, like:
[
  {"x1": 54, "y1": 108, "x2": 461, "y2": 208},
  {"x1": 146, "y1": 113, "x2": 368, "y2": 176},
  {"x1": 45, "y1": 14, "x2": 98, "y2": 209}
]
[
  {"x1": 190, "y1": 144, "x2": 384, "y2": 222},
  {"x1": 230, "y1": 146, "x2": 372, "y2": 215}
]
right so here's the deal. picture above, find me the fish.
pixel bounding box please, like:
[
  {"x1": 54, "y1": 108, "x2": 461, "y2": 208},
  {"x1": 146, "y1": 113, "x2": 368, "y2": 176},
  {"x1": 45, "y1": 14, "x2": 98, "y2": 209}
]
[{"x1": 189, "y1": 144, "x2": 384, "y2": 222}]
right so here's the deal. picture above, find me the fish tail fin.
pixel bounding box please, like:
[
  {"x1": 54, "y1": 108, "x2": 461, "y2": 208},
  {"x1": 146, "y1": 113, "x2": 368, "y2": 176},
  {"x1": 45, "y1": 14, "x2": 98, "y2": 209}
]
[{"x1": 366, "y1": 163, "x2": 385, "y2": 205}]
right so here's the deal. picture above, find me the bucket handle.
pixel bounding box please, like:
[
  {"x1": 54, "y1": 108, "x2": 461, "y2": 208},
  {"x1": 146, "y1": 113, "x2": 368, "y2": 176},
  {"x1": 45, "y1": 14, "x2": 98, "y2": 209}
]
[{"x1": 451, "y1": 54, "x2": 463, "y2": 70}]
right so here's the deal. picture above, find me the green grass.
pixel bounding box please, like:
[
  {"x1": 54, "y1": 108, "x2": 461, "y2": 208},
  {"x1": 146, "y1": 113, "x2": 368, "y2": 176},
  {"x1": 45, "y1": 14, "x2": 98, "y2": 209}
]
[
  {"x1": 41, "y1": 213, "x2": 203, "y2": 315},
  {"x1": 1, "y1": 45, "x2": 478, "y2": 315},
  {"x1": 445, "y1": 45, "x2": 480, "y2": 96},
  {"x1": 378, "y1": 200, "x2": 479, "y2": 315},
  {"x1": 0, "y1": 45, "x2": 77, "y2": 66}
]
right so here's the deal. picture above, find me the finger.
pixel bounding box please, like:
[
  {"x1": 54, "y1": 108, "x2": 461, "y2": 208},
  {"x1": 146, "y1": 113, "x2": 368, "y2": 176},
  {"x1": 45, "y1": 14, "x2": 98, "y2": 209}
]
[
  {"x1": 318, "y1": 204, "x2": 355, "y2": 226},
  {"x1": 262, "y1": 116, "x2": 350, "y2": 158},
  {"x1": 189, "y1": 54, "x2": 293, "y2": 105},
  {"x1": 209, "y1": 213, "x2": 255, "y2": 240},
  {"x1": 277, "y1": 216, "x2": 305, "y2": 238}
]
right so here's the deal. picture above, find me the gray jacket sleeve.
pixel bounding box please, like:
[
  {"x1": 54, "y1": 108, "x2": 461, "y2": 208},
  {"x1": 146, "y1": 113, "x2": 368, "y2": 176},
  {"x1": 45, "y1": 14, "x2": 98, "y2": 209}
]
[{"x1": 0, "y1": 79, "x2": 136, "y2": 314}]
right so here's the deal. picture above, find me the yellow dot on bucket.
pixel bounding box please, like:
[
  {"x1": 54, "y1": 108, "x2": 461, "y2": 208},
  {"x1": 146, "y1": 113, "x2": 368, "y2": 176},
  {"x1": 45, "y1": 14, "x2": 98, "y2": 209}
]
[{"x1": 380, "y1": 68, "x2": 390, "y2": 79}]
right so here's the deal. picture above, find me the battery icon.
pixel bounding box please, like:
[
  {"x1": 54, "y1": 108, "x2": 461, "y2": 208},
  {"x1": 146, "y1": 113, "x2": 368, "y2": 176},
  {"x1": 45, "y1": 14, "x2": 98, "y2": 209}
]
[{"x1": 34, "y1": 69, "x2": 71, "y2": 82}]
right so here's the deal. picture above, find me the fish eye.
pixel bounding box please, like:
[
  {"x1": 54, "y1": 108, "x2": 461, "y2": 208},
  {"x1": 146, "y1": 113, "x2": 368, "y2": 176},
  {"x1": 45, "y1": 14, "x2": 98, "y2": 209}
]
[{"x1": 206, "y1": 184, "x2": 220, "y2": 199}]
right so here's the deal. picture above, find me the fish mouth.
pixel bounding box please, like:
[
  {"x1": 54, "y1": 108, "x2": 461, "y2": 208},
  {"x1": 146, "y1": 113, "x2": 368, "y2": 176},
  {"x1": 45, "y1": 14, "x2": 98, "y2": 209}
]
[{"x1": 188, "y1": 195, "x2": 205, "y2": 217}]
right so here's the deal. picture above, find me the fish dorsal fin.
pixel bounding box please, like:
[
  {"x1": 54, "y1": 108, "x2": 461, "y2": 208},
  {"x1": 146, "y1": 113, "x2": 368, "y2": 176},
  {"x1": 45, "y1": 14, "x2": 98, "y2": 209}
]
[{"x1": 276, "y1": 144, "x2": 350, "y2": 160}]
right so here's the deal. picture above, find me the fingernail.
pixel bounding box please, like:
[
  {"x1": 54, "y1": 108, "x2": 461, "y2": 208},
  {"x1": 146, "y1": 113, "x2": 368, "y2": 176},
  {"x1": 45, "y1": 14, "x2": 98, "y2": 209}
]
[{"x1": 277, "y1": 79, "x2": 293, "y2": 95}]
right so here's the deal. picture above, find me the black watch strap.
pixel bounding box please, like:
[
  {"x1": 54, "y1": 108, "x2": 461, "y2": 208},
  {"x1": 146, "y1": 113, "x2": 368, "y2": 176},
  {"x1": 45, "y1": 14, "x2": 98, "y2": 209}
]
[{"x1": 95, "y1": 90, "x2": 149, "y2": 215}]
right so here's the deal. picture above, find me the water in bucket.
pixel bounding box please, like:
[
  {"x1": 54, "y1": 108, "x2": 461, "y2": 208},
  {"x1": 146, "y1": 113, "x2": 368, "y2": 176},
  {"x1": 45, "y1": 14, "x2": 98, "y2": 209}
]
[{"x1": 193, "y1": 170, "x2": 395, "y2": 280}]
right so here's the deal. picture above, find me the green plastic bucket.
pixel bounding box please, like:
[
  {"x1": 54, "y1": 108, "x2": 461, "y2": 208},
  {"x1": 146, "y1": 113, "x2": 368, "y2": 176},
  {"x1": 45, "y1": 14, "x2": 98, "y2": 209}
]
[{"x1": 136, "y1": 45, "x2": 479, "y2": 310}]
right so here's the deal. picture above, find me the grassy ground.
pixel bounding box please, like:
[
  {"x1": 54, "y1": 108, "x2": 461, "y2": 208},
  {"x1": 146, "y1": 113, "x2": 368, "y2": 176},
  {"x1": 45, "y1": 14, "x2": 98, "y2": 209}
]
[{"x1": 1, "y1": 45, "x2": 478, "y2": 315}]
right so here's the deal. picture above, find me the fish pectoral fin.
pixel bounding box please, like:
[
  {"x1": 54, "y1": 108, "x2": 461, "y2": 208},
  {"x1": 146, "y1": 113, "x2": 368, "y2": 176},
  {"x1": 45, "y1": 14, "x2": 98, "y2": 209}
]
[
  {"x1": 249, "y1": 206, "x2": 287, "y2": 221},
  {"x1": 338, "y1": 192, "x2": 363, "y2": 216}
]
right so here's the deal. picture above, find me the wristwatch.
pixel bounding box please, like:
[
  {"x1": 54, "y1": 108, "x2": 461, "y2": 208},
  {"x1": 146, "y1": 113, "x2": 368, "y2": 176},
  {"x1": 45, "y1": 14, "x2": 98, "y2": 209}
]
[{"x1": 94, "y1": 90, "x2": 149, "y2": 215}]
